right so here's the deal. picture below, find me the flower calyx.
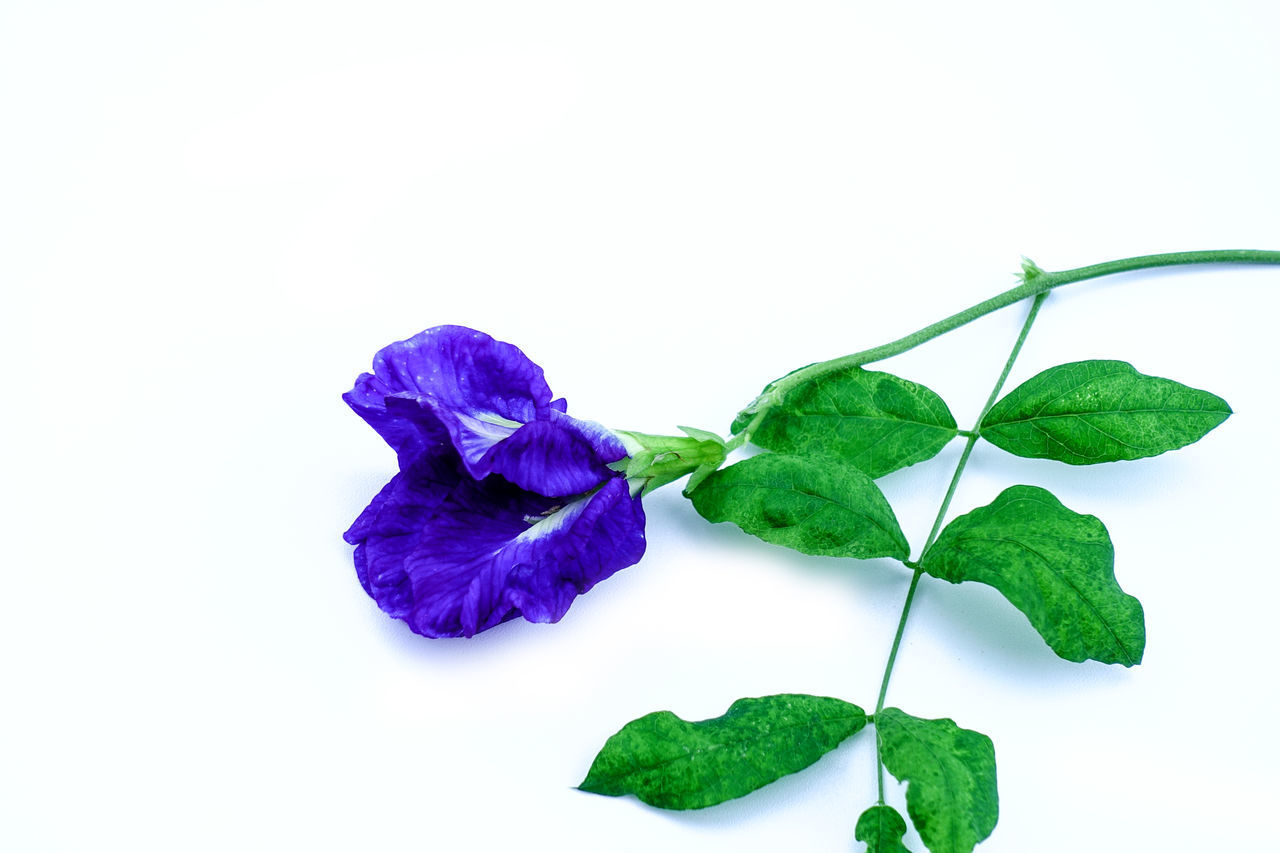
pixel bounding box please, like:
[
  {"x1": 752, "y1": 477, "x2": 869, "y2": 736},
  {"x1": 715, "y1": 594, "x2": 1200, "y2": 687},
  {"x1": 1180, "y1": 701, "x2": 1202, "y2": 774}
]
[{"x1": 614, "y1": 427, "x2": 728, "y2": 496}]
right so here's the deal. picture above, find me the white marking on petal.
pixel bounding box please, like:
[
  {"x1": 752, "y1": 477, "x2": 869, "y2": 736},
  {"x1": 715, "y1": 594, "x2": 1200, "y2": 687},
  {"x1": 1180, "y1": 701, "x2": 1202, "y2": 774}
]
[
  {"x1": 472, "y1": 412, "x2": 523, "y2": 429},
  {"x1": 451, "y1": 411, "x2": 521, "y2": 464},
  {"x1": 515, "y1": 495, "x2": 590, "y2": 543}
]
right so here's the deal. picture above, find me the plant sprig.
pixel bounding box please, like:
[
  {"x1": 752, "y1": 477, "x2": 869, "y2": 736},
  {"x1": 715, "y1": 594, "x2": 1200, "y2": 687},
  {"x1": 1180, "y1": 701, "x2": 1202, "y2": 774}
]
[{"x1": 579, "y1": 249, "x2": 1280, "y2": 852}]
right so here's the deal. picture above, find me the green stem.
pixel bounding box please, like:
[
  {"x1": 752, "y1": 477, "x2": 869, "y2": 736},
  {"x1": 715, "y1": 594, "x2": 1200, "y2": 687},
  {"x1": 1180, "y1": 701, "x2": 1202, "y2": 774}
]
[
  {"x1": 872, "y1": 292, "x2": 1047, "y2": 804},
  {"x1": 744, "y1": 250, "x2": 1279, "y2": 424},
  {"x1": 874, "y1": 566, "x2": 921, "y2": 806}
]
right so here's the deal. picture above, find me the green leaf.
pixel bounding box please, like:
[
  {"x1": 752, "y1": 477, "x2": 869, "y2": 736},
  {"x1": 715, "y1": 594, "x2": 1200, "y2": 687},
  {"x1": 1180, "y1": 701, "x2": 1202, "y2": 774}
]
[
  {"x1": 579, "y1": 694, "x2": 868, "y2": 810},
  {"x1": 687, "y1": 453, "x2": 910, "y2": 560},
  {"x1": 979, "y1": 359, "x2": 1231, "y2": 464},
  {"x1": 921, "y1": 485, "x2": 1144, "y2": 666},
  {"x1": 876, "y1": 708, "x2": 997, "y2": 853},
  {"x1": 856, "y1": 804, "x2": 915, "y2": 853},
  {"x1": 744, "y1": 367, "x2": 958, "y2": 478}
]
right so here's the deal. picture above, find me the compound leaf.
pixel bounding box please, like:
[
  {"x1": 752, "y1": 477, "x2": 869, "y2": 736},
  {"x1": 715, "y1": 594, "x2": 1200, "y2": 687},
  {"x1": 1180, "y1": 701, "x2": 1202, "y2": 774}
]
[
  {"x1": 745, "y1": 366, "x2": 958, "y2": 478},
  {"x1": 876, "y1": 708, "x2": 997, "y2": 853},
  {"x1": 579, "y1": 694, "x2": 867, "y2": 810},
  {"x1": 921, "y1": 485, "x2": 1144, "y2": 666},
  {"x1": 980, "y1": 360, "x2": 1230, "y2": 464},
  {"x1": 687, "y1": 453, "x2": 910, "y2": 560}
]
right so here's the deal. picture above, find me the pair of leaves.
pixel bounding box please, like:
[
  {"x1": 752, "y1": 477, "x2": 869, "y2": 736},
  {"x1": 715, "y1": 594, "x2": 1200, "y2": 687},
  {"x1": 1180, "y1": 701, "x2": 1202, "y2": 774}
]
[
  {"x1": 704, "y1": 368, "x2": 950, "y2": 567},
  {"x1": 932, "y1": 358, "x2": 1223, "y2": 660},
  {"x1": 690, "y1": 459, "x2": 1146, "y2": 666},
  {"x1": 693, "y1": 367, "x2": 933, "y2": 563},
  {"x1": 700, "y1": 360, "x2": 1226, "y2": 569},
  {"x1": 578, "y1": 694, "x2": 867, "y2": 810},
  {"x1": 581, "y1": 697, "x2": 997, "y2": 853},
  {"x1": 737, "y1": 359, "x2": 1230, "y2": 473}
]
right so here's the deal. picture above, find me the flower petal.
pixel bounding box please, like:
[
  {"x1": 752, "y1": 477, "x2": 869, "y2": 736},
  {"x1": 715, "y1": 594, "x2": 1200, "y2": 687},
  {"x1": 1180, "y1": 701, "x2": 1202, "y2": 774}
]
[
  {"x1": 344, "y1": 326, "x2": 555, "y2": 461},
  {"x1": 374, "y1": 325, "x2": 554, "y2": 419},
  {"x1": 428, "y1": 409, "x2": 521, "y2": 472},
  {"x1": 343, "y1": 374, "x2": 451, "y2": 462},
  {"x1": 469, "y1": 411, "x2": 628, "y2": 497},
  {"x1": 502, "y1": 477, "x2": 647, "y2": 624},
  {"x1": 344, "y1": 453, "x2": 466, "y2": 618},
  {"x1": 346, "y1": 464, "x2": 646, "y2": 638}
]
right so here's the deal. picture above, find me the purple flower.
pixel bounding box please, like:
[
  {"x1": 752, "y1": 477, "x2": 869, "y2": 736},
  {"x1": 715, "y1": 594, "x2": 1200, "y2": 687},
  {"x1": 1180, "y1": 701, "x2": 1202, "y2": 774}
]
[{"x1": 343, "y1": 326, "x2": 646, "y2": 638}]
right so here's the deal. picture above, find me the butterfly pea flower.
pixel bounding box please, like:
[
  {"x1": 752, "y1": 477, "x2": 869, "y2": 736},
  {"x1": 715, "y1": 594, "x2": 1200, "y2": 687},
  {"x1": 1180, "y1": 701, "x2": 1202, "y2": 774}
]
[{"x1": 342, "y1": 326, "x2": 648, "y2": 638}]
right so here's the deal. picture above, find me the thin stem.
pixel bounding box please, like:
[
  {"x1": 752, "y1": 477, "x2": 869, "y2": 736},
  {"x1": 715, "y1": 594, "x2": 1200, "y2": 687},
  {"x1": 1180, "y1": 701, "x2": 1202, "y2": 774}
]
[
  {"x1": 872, "y1": 292, "x2": 1046, "y2": 804},
  {"x1": 743, "y1": 249, "x2": 1279, "y2": 425},
  {"x1": 874, "y1": 567, "x2": 920, "y2": 804},
  {"x1": 976, "y1": 292, "x2": 1049, "y2": 433}
]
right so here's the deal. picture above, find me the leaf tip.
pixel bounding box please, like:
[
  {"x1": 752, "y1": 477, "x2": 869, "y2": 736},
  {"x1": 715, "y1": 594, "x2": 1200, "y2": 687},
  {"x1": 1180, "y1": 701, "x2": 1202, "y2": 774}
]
[
  {"x1": 575, "y1": 772, "x2": 612, "y2": 798},
  {"x1": 1019, "y1": 256, "x2": 1044, "y2": 281}
]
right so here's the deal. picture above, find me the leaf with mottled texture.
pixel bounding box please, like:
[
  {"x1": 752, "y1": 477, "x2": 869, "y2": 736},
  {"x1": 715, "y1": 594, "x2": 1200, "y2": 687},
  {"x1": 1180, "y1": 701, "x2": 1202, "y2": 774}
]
[
  {"x1": 876, "y1": 708, "x2": 997, "y2": 853},
  {"x1": 687, "y1": 454, "x2": 910, "y2": 560},
  {"x1": 921, "y1": 485, "x2": 1144, "y2": 666},
  {"x1": 579, "y1": 694, "x2": 868, "y2": 810},
  {"x1": 738, "y1": 367, "x2": 957, "y2": 477},
  {"x1": 856, "y1": 804, "x2": 915, "y2": 853},
  {"x1": 980, "y1": 360, "x2": 1230, "y2": 464}
]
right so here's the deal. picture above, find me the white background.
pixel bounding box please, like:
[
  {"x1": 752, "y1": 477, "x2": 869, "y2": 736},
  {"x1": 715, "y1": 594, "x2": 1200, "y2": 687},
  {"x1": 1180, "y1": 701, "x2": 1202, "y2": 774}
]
[{"x1": 4, "y1": 2, "x2": 1279, "y2": 850}]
